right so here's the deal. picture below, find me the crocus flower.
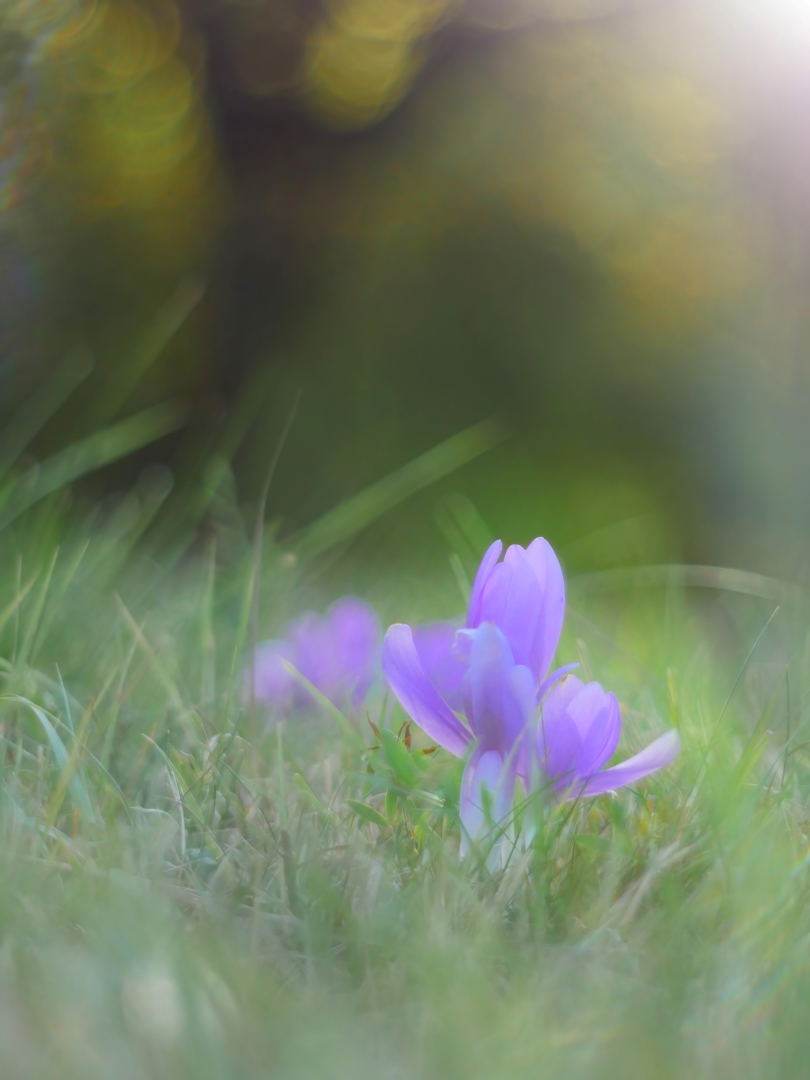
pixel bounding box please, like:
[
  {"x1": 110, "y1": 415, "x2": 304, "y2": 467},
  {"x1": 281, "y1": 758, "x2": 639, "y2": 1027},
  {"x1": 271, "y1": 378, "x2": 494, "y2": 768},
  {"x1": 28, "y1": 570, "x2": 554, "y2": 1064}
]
[
  {"x1": 538, "y1": 675, "x2": 680, "y2": 798},
  {"x1": 385, "y1": 537, "x2": 567, "y2": 720},
  {"x1": 466, "y1": 538, "x2": 565, "y2": 694},
  {"x1": 251, "y1": 596, "x2": 381, "y2": 714},
  {"x1": 382, "y1": 535, "x2": 680, "y2": 854},
  {"x1": 383, "y1": 620, "x2": 533, "y2": 853},
  {"x1": 381, "y1": 535, "x2": 567, "y2": 759}
]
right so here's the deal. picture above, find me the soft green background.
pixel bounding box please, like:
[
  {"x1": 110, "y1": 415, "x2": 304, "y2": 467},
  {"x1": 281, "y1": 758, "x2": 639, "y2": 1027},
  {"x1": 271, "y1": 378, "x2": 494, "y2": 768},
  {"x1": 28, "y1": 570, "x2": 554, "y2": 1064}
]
[{"x1": 1, "y1": 2, "x2": 810, "y2": 1075}]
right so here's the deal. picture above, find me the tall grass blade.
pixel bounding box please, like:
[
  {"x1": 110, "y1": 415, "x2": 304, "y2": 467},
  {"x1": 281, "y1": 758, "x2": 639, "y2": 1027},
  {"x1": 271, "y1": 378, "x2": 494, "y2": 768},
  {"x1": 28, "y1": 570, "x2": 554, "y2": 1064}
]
[
  {"x1": 0, "y1": 349, "x2": 93, "y2": 480},
  {"x1": 146, "y1": 359, "x2": 277, "y2": 560},
  {"x1": 200, "y1": 539, "x2": 217, "y2": 707},
  {"x1": 280, "y1": 660, "x2": 366, "y2": 753},
  {"x1": 250, "y1": 389, "x2": 302, "y2": 718},
  {"x1": 17, "y1": 547, "x2": 59, "y2": 669},
  {"x1": 98, "y1": 280, "x2": 204, "y2": 419},
  {"x1": 7, "y1": 696, "x2": 95, "y2": 822},
  {"x1": 570, "y1": 564, "x2": 808, "y2": 606},
  {"x1": 44, "y1": 697, "x2": 96, "y2": 830},
  {"x1": 27, "y1": 540, "x2": 90, "y2": 662},
  {"x1": 114, "y1": 595, "x2": 187, "y2": 717},
  {"x1": 288, "y1": 418, "x2": 506, "y2": 561},
  {"x1": 0, "y1": 572, "x2": 38, "y2": 641},
  {"x1": 0, "y1": 401, "x2": 188, "y2": 531}
]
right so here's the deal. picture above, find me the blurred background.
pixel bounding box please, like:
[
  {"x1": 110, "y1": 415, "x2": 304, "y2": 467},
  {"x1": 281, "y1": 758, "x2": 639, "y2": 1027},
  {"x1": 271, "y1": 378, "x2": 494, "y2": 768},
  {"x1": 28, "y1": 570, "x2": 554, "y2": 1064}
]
[{"x1": 2, "y1": 0, "x2": 810, "y2": 589}]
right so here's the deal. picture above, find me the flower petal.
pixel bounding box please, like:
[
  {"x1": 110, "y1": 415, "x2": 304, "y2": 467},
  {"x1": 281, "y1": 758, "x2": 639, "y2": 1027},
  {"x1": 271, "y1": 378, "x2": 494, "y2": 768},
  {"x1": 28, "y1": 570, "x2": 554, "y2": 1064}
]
[
  {"x1": 413, "y1": 621, "x2": 467, "y2": 712},
  {"x1": 473, "y1": 538, "x2": 566, "y2": 686},
  {"x1": 252, "y1": 640, "x2": 296, "y2": 706},
  {"x1": 287, "y1": 613, "x2": 336, "y2": 697},
  {"x1": 524, "y1": 538, "x2": 565, "y2": 684},
  {"x1": 538, "y1": 662, "x2": 580, "y2": 701},
  {"x1": 542, "y1": 673, "x2": 584, "y2": 715},
  {"x1": 569, "y1": 685, "x2": 621, "y2": 777},
  {"x1": 503, "y1": 543, "x2": 526, "y2": 567},
  {"x1": 467, "y1": 624, "x2": 534, "y2": 758},
  {"x1": 459, "y1": 748, "x2": 513, "y2": 858},
  {"x1": 538, "y1": 674, "x2": 583, "y2": 786},
  {"x1": 467, "y1": 539, "x2": 503, "y2": 627},
  {"x1": 571, "y1": 729, "x2": 681, "y2": 798},
  {"x1": 329, "y1": 597, "x2": 381, "y2": 706},
  {"x1": 382, "y1": 624, "x2": 473, "y2": 757},
  {"x1": 494, "y1": 551, "x2": 544, "y2": 671},
  {"x1": 506, "y1": 664, "x2": 538, "y2": 786},
  {"x1": 475, "y1": 560, "x2": 513, "y2": 634}
]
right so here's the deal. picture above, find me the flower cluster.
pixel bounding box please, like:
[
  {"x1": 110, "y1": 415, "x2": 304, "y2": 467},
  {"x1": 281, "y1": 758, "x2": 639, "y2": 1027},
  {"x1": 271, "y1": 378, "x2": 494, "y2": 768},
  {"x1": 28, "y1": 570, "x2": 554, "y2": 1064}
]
[
  {"x1": 251, "y1": 597, "x2": 381, "y2": 715},
  {"x1": 249, "y1": 537, "x2": 679, "y2": 853},
  {"x1": 382, "y1": 538, "x2": 680, "y2": 851}
]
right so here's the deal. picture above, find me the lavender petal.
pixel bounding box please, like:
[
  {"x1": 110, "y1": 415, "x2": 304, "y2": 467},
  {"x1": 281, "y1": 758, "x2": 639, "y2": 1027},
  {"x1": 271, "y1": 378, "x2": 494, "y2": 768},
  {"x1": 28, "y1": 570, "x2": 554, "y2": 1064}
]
[
  {"x1": 459, "y1": 748, "x2": 513, "y2": 858},
  {"x1": 329, "y1": 597, "x2": 382, "y2": 705},
  {"x1": 382, "y1": 624, "x2": 473, "y2": 758},
  {"x1": 538, "y1": 674, "x2": 584, "y2": 786},
  {"x1": 537, "y1": 662, "x2": 580, "y2": 701},
  {"x1": 413, "y1": 621, "x2": 467, "y2": 712},
  {"x1": 252, "y1": 640, "x2": 296, "y2": 706},
  {"x1": 466, "y1": 624, "x2": 535, "y2": 761},
  {"x1": 475, "y1": 560, "x2": 512, "y2": 634},
  {"x1": 524, "y1": 538, "x2": 566, "y2": 685},
  {"x1": 569, "y1": 684, "x2": 622, "y2": 777},
  {"x1": 571, "y1": 729, "x2": 681, "y2": 799},
  {"x1": 467, "y1": 539, "x2": 503, "y2": 627}
]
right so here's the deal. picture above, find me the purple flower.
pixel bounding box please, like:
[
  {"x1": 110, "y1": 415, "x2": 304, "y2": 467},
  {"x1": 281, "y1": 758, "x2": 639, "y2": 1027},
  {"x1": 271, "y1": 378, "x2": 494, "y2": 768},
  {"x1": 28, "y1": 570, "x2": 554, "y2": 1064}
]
[
  {"x1": 382, "y1": 537, "x2": 566, "y2": 731},
  {"x1": 411, "y1": 621, "x2": 468, "y2": 712},
  {"x1": 381, "y1": 535, "x2": 680, "y2": 853},
  {"x1": 383, "y1": 621, "x2": 533, "y2": 852},
  {"x1": 467, "y1": 538, "x2": 566, "y2": 691},
  {"x1": 538, "y1": 675, "x2": 680, "y2": 798},
  {"x1": 380, "y1": 535, "x2": 567, "y2": 759},
  {"x1": 251, "y1": 597, "x2": 381, "y2": 714}
]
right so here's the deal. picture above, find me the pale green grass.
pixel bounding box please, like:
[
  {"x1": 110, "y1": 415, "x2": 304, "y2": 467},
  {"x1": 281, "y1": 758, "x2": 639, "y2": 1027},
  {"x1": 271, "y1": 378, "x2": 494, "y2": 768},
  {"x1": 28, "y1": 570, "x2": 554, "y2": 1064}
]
[{"x1": 0, "y1": 477, "x2": 807, "y2": 1080}]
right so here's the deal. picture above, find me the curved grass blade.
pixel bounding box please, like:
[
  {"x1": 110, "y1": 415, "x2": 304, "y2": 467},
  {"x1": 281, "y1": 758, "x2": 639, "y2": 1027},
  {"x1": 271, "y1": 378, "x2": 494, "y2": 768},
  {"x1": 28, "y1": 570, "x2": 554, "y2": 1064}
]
[
  {"x1": 0, "y1": 349, "x2": 93, "y2": 481},
  {"x1": 98, "y1": 280, "x2": 204, "y2": 419},
  {"x1": 287, "y1": 418, "x2": 506, "y2": 561},
  {"x1": 348, "y1": 800, "x2": 388, "y2": 829},
  {"x1": 280, "y1": 660, "x2": 366, "y2": 753},
  {"x1": 0, "y1": 400, "x2": 189, "y2": 531},
  {"x1": 570, "y1": 564, "x2": 809, "y2": 606},
  {"x1": 5, "y1": 696, "x2": 95, "y2": 822},
  {"x1": 0, "y1": 572, "x2": 38, "y2": 640}
]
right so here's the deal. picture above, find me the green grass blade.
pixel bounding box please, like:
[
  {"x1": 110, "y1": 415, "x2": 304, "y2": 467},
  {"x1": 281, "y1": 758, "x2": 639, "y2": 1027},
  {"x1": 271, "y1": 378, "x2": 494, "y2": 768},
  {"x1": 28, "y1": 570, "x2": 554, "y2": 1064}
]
[
  {"x1": 44, "y1": 697, "x2": 96, "y2": 831},
  {"x1": 280, "y1": 660, "x2": 366, "y2": 753},
  {"x1": 97, "y1": 280, "x2": 204, "y2": 419},
  {"x1": 0, "y1": 349, "x2": 93, "y2": 480},
  {"x1": 348, "y1": 800, "x2": 388, "y2": 829},
  {"x1": 6, "y1": 696, "x2": 95, "y2": 822},
  {"x1": 0, "y1": 572, "x2": 38, "y2": 640},
  {"x1": 287, "y1": 418, "x2": 507, "y2": 560},
  {"x1": 17, "y1": 547, "x2": 59, "y2": 669},
  {"x1": 569, "y1": 564, "x2": 808, "y2": 606},
  {"x1": 0, "y1": 401, "x2": 189, "y2": 531}
]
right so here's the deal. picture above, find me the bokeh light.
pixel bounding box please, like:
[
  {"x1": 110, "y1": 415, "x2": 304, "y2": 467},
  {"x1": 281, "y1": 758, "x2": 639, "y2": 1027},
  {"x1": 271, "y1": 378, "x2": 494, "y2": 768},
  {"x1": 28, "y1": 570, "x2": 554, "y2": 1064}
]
[
  {"x1": 299, "y1": 0, "x2": 455, "y2": 128},
  {"x1": 4, "y1": 0, "x2": 810, "y2": 571}
]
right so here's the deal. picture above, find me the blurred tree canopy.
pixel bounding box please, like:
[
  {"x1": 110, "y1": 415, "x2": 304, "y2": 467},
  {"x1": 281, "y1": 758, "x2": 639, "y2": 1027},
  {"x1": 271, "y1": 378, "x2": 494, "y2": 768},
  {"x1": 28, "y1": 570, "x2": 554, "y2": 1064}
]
[{"x1": 2, "y1": 0, "x2": 810, "y2": 577}]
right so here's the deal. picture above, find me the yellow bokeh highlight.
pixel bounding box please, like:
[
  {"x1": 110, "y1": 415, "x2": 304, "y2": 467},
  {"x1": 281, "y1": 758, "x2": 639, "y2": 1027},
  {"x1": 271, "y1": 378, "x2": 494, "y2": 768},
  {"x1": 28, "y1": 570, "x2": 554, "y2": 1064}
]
[
  {"x1": 483, "y1": 22, "x2": 756, "y2": 330},
  {"x1": 303, "y1": 26, "x2": 419, "y2": 128},
  {"x1": 2, "y1": 0, "x2": 222, "y2": 274},
  {"x1": 302, "y1": 0, "x2": 455, "y2": 129},
  {"x1": 326, "y1": 0, "x2": 453, "y2": 43},
  {"x1": 299, "y1": 8, "x2": 760, "y2": 342}
]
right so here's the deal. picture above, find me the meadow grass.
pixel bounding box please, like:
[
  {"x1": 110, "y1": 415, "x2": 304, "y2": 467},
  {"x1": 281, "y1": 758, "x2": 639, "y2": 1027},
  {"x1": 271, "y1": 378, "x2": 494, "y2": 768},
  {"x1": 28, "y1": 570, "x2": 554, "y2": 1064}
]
[{"x1": 0, "y1": 481, "x2": 809, "y2": 1080}]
